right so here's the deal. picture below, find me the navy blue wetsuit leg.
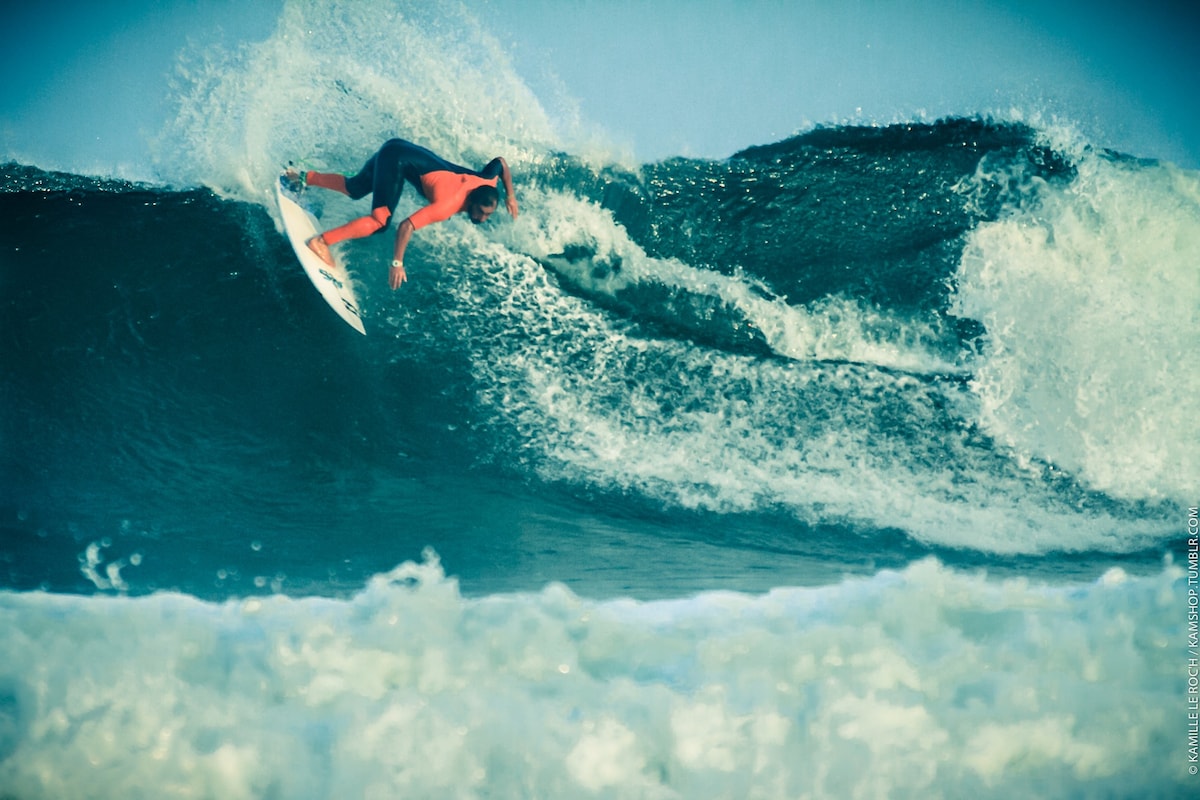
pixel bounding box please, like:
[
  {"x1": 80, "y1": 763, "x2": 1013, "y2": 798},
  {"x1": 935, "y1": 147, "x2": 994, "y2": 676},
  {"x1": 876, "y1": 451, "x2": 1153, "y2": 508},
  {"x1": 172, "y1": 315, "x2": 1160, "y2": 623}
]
[
  {"x1": 343, "y1": 139, "x2": 495, "y2": 215},
  {"x1": 344, "y1": 149, "x2": 403, "y2": 215}
]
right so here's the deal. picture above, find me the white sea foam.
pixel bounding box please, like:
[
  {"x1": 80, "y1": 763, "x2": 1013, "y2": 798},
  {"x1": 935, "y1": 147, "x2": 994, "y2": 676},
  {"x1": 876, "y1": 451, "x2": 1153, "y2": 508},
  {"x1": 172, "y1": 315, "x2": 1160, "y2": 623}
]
[
  {"x1": 0, "y1": 553, "x2": 1183, "y2": 798},
  {"x1": 952, "y1": 150, "x2": 1200, "y2": 504},
  {"x1": 499, "y1": 187, "x2": 964, "y2": 375}
]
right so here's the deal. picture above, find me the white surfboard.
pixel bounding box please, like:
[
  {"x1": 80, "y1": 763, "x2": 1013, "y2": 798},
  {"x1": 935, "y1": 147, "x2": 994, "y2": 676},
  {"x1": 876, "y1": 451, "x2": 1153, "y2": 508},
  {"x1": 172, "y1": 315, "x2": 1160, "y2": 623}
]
[{"x1": 275, "y1": 177, "x2": 366, "y2": 335}]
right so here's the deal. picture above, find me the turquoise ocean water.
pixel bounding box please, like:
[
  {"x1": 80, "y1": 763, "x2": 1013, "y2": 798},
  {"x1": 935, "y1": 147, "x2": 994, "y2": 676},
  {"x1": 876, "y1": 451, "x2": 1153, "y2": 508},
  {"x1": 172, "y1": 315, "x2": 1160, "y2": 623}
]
[{"x1": 2, "y1": 2, "x2": 1198, "y2": 797}]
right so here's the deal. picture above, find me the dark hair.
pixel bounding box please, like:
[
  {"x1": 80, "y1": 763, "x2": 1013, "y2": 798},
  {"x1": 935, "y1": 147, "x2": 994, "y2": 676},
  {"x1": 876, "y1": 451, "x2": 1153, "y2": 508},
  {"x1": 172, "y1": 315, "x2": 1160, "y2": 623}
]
[{"x1": 467, "y1": 184, "x2": 499, "y2": 208}]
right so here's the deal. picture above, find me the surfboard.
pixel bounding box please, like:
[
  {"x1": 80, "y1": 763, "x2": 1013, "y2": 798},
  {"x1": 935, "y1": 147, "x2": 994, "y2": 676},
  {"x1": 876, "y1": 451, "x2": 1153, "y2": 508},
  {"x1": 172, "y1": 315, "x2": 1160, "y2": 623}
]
[{"x1": 275, "y1": 176, "x2": 366, "y2": 335}]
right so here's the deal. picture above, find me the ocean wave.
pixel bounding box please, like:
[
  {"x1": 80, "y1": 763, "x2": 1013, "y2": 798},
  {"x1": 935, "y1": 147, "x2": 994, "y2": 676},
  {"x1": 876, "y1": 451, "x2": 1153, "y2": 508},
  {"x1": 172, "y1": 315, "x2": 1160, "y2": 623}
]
[
  {"x1": 2, "y1": 1, "x2": 1190, "y2": 570},
  {"x1": 0, "y1": 551, "x2": 1185, "y2": 798},
  {"x1": 2, "y1": 116, "x2": 1187, "y2": 559}
]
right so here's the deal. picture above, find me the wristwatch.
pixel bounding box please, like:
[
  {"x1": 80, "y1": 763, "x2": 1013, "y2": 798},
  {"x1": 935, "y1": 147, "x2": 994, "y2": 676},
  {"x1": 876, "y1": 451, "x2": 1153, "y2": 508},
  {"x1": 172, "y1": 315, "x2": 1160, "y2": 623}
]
[{"x1": 391, "y1": 260, "x2": 403, "y2": 269}]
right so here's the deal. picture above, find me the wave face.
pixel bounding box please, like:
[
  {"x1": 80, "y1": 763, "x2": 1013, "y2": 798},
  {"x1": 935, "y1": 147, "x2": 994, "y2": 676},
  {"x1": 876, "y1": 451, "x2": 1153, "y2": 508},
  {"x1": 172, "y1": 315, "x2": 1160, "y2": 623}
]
[
  {"x1": 1, "y1": 1, "x2": 1195, "y2": 797},
  {"x1": 3, "y1": 126, "x2": 1191, "y2": 584}
]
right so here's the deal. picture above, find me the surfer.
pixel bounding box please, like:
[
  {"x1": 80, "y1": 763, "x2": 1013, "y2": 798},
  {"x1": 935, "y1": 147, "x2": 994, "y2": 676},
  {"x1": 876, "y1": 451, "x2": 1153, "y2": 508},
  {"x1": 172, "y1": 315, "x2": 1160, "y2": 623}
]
[{"x1": 286, "y1": 138, "x2": 518, "y2": 289}]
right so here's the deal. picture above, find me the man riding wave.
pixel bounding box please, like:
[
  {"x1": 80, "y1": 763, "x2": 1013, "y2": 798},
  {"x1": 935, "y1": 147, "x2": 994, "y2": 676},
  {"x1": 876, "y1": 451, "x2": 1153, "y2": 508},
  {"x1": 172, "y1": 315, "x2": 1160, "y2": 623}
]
[{"x1": 286, "y1": 138, "x2": 518, "y2": 289}]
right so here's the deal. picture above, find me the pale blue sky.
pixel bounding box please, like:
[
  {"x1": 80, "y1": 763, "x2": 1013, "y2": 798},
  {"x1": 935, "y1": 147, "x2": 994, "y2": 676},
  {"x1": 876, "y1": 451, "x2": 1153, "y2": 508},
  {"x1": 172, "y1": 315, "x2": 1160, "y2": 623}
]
[
  {"x1": 476, "y1": 0, "x2": 1199, "y2": 164},
  {"x1": 2, "y1": 0, "x2": 1196, "y2": 176}
]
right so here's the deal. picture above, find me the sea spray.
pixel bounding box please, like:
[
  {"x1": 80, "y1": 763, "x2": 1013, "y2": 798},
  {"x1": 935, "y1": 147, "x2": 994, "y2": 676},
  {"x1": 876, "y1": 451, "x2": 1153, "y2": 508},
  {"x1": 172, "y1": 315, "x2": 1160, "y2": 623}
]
[{"x1": 154, "y1": 0, "x2": 558, "y2": 197}]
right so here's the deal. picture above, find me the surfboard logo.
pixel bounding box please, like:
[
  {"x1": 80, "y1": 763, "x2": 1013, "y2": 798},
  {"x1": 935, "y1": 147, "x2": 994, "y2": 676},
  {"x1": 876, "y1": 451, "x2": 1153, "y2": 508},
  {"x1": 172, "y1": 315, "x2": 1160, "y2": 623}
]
[{"x1": 319, "y1": 268, "x2": 344, "y2": 290}]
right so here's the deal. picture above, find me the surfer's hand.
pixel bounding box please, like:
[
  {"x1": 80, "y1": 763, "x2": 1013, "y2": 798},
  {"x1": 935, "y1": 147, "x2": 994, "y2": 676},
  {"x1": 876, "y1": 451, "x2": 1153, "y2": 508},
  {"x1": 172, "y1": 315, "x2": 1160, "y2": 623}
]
[
  {"x1": 389, "y1": 261, "x2": 407, "y2": 290},
  {"x1": 506, "y1": 195, "x2": 519, "y2": 219}
]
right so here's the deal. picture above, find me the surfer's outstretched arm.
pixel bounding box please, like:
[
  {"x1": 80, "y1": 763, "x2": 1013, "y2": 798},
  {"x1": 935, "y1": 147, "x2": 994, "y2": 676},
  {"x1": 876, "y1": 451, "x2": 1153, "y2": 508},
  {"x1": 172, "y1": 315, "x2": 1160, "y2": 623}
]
[
  {"x1": 498, "y1": 157, "x2": 518, "y2": 218},
  {"x1": 389, "y1": 218, "x2": 415, "y2": 290}
]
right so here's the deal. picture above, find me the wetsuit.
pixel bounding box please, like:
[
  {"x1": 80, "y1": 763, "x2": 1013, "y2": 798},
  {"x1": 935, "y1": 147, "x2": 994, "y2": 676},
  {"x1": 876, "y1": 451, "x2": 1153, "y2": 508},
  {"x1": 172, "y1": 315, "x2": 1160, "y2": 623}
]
[{"x1": 308, "y1": 139, "x2": 502, "y2": 245}]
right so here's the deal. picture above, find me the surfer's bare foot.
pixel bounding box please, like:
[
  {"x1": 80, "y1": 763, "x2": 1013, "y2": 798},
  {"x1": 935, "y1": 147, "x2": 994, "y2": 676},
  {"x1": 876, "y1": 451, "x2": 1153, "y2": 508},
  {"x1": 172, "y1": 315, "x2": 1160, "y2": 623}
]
[{"x1": 307, "y1": 235, "x2": 334, "y2": 266}]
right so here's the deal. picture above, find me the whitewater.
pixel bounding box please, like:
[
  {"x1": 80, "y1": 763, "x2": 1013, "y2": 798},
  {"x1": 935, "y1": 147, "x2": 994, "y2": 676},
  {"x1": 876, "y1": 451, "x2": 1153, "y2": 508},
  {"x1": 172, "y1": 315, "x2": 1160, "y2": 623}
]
[{"x1": 1, "y1": 1, "x2": 1197, "y2": 797}]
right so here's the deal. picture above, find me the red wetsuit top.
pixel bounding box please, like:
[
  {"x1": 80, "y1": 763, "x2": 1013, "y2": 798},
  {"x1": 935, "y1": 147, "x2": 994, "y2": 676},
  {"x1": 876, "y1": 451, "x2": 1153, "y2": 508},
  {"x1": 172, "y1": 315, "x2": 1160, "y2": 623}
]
[{"x1": 408, "y1": 169, "x2": 499, "y2": 230}]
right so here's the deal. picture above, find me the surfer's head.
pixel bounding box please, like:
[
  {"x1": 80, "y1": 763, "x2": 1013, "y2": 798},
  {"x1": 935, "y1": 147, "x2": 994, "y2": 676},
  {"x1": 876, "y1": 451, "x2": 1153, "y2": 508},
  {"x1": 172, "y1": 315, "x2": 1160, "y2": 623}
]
[{"x1": 466, "y1": 185, "x2": 500, "y2": 224}]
